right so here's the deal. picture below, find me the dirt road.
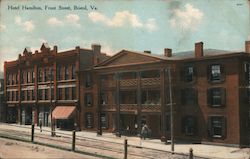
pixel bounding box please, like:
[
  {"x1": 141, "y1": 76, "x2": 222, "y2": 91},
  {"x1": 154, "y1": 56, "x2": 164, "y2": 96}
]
[{"x1": 0, "y1": 137, "x2": 99, "y2": 159}]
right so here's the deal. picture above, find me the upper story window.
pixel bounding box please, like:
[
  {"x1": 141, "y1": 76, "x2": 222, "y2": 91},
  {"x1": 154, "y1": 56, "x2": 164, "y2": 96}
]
[
  {"x1": 101, "y1": 93, "x2": 107, "y2": 105},
  {"x1": 207, "y1": 87, "x2": 226, "y2": 107},
  {"x1": 85, "y1": 74, "x2": 92, "y2": 88},
  {"x1": 38, "y1": 68, "x2": 43, "y2": 82},
  {"x1": 65, "y1": 66, "x2": 69, "y2": 80},
  {"x1": 208, "y1": 64, "x2": 224, "y2": 82},
  {"x1": 182, "y1": 66, "x2": 195, "y2": 82},
  {"x1": 72, "y1": 65, "x2": 76, "y2": 79},
  {"x1": 72, "y1": 87, "x2": 76, "y2": 100},
  {"x1": 208, "y1": 116, "x2": 226, "y2": 139},
  {"x1": 85, "y1": 93, "x2": 93, "y2": 107},
  {"x1": 65, "y1": 88, "x2": 69, "y2": 100},
  {"x1": 181, "y1": 88, "x2": 197, "y2": 106},
  {"x1": 244, "y1": 62, "x2": 250, "y2": 84}
]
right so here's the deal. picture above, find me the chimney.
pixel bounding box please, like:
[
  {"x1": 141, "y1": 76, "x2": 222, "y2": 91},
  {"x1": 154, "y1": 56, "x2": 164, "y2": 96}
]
[
  {"x1": 91, "y1": 44, "x2": 101, "y2": 54},
  {"x1": 164, "y1": 48, "x2": 172, "y2": 57},
  {"x1": 195, "y1": 42, "x2": 203, "y2": 58},
  {"x1": 144, "y1": 50, "x2": 151, "y2": 54},
  {"x1": 53, "y1": 45, "x2": 58, "y2": 53},
  {"x1": 245, "y1": 41, "x2": 250, "y2": 53}
]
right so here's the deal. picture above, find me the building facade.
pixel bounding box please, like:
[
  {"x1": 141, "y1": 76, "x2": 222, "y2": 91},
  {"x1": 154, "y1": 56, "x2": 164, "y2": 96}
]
[
  {"x1": 3, "y1": 41, "x2": 250, "y2": 147},
  {"x1": 0, "y1": 79, "x2": 5, "y2": 122},
  {"x1": 4, "y1": 43, "x2": 108, "y2": 130}
]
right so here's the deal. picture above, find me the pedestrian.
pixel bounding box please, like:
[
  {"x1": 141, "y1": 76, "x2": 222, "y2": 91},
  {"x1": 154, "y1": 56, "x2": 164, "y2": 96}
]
[
  {"x1": 141, "y1": 123, "x2": 149, "y2": 140},
  {"x1": 39, "y1": 119, "x2": 42, "y2": 132}
]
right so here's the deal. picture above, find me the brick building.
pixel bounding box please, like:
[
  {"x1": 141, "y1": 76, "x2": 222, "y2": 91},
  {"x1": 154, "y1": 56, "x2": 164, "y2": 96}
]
[
  {"x1": 91, "y1": 41, "x2": 250, "y2": 147},
  {"x1": 0, "y1": 79, "x2": 5, "y2": 122},
  {"x1": 4, "y1": 43, "x2": 108, "y2": 129},
  {"x1": 3, "y1": 41, "x2": 250, "y2": 147}
]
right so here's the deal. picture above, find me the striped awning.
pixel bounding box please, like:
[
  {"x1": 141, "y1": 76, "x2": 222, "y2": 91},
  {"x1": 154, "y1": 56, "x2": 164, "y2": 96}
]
[{"x1": 52, "y1": 106, "x2": 76, "y2": 119}]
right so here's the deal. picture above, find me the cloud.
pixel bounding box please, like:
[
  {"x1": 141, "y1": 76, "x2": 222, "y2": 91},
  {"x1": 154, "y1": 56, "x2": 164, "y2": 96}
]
[
  {"x1": 169, "y1": 3, "x2": 203, "y2": 31},
  {"x1": 88, "y1": 11, "x2": 157, "y2": 31},
  {"x1": 47, "y1": 17, "x2": 63, "y2": 26},
  {"x1": 0, "y1": 25, "x2": 6, "y2": 32},
  {"x1": 66, "y1": 14, "x2": 81, "y2": 27},
  {"x1": 15, "y1": 16, "x2": 35, "y2": 32}
]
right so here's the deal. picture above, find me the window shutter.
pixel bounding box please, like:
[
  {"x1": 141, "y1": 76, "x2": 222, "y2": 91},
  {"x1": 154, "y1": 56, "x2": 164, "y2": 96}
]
[
  {"x1": 207, "y1": 88, "x2": 211, "y2": 106},
  {"x1": 221, "y1": 88, "x2": 226, "y2": 106},
  {"x1": 222, "y1": 117, "x2": 227, "y2": 139},
  {"x1": 220, "y1": 65, "x2": 225, "y2": 82},
  {"x1": 207, "y1": 116, "x2": 212, "y2": 138}
]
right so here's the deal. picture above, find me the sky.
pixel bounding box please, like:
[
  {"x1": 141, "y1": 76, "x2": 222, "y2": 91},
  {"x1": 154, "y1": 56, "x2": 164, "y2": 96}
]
[{"x1": 0, "y1": 0, "x2": 249, "y2": 72}]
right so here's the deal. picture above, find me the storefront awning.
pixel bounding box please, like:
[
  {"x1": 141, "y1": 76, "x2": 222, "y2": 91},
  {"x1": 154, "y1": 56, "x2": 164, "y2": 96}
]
[{"x1": 52, "y1": 106, "x2": 76, "y2": 119}]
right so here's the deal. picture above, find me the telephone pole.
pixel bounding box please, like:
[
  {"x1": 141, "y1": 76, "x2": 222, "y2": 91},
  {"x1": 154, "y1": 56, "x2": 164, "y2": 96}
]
[{"x1": 167, "y1": 67, "x2": 174, "y2": 152}]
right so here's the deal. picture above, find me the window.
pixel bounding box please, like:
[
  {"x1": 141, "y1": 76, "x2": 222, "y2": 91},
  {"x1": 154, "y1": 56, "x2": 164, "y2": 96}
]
[
  {"x1": 65, "y1": 88, "x2": 69, "y2": 100},
  {"x1": 246, "y1": 88, "x2": 250, "y2": 104},
  {"x1": 72, "y1": 65, "x2": 76, "y2": 79},
  {"x1": 21, "y1": 90, "x2": 25, "y2": 101},
  {"x1": 207, "y1": 88, "x2": 226, "y2": 107},
  {"x1": 15, "y1": 91, "x2": 19, "y2": 101},
  {"x1": 85, "y1": 74, "x2": 92, "y2": 88},
  {"x1": 85, "y1": 93, "x2": 93, "y2": 107},
  {"x1": 208, "y1": 116, "x2": 226, "y2": 138},
  {"x1": 65, "y1": 66, "x2": 69, "y2": 80},
  {"x1": 208, "y1": 64, "x2": 224, "y2": 82},
  {"x1": 101, "y1": 113, "x2": 108, "y2": 129},
  {"x1": 20, "y1": 71, "x2": 24, "y2": 84},
  {"x1": 57, "y1": 66, "x2": 61, "y2": 80},
  {"x1": 38, "y1": 68, "x2": 43, "y2": 82},
  {"x1": 182, "y1": 116, "x2": 196, "y2": 136},
  {"x1": 72, "y1": 87, "x2": 76, "y2": 100},
  {"x1": 58, "y1": 88, "x2": 63, "y2": 100},
  {"x1": 85, "y1": 113, "x2": 93, "y2": 128},
  {"x1": 101, "y1": 93, "x2": 107, "y2": 105},
  {"x1": 182, "y1": 66, "x2": 195, "y2": 82},
  {"x1": 27, "y1": 90, "x2": 30, "y2": 101},
  {"x1": 244, "y1": 62, "x2": 250, "y2": 84},
  {"x1": 50, "y1": 67, "x2": 54, "y2": 81},
  {"x1": 45, "y1": 89, "x2": 49, "y2": 100},
  {"x1": 181, "y1": 88, "x2": 197, "y2": 106}
]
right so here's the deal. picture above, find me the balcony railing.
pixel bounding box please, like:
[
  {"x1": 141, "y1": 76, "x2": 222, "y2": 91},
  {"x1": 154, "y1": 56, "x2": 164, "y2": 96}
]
[
  {"x1": 141, "y1": 78, "x2": 160, "y2": 87},
  {"x1": 120, "y1": 79, "x2": 137, "y2": 87},
  {"x1": 142, "y1": 104, "x2": 161, "y2": 112},
  {"x1": 120, "y1": 104, "x2": 137, "y2": 111}
]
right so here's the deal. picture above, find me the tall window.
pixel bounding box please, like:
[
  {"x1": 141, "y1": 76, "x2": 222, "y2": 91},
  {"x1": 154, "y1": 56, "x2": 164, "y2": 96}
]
[
  {"x1": 38, "y1": 68, "x2": 43, "y2": 82},
  {"x1": 244, "y1": 62, "x2": 250, "y2": 84},
  {"x1": 58, "y1": 88, "x2": 63, "y2": 100},
  {"x1": 65, "y1": 88, "x2": 69, "y2": 100},
  {"x1": 208, "y1": 116, "x2": 226, "y2": 138},
  {"x1": 208, "y1": 64, "x2": 224, "y2": 82},
  {"x1": 85, "y1": 74, "x2": 92, "y2": 88},
  {"x1": 72, "y1": 65, "x2": 76, "y2": 79},
  {"x1": 182, "y1": 116, "x2": 196, "y2": 136},
  {"x1": 45, "y1": 89, "x2": 49, "y2": 100},
  {"x1": 181, "y1": 88, "x2": 197, "y2": 106},
  {"x1": 38, "y1": 89, "x2": 43, "y2": 100},
  {"x1": 21, "y1": 90, "x2": 25, "y2": 101},
  {"x1": 57, "y1": 66, "x2": 61, "y2": 81},
  {"x1": 72, "y1": 87, "x2": 76, "y2": 100},
  {"x1": 207, "y1": 87, "x2": 226, "y2": 107},
  {"x1": 101, "y1": 113, "x2": 108, "y2": 129},
  {"x1": 85, "y1": 93, "x2": 93, "y2": 107},
  {"x1": 65, "y1": 66, "x2": 69, "y2": 80},
  {"x1": 182, "y1": 66, "x2": 195, "y2": 82},
  {"x1": 85, "y1": 113, "x2": 93, "y2": 128}
]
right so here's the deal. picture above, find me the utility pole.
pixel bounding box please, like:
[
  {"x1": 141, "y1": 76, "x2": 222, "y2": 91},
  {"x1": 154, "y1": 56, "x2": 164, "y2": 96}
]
[
  {"x1": 167, "y1": 67, "x2": 174, "y2": 152},
  {"x1": 50, "y1": 68, "x2": 54, "y2": 137}
]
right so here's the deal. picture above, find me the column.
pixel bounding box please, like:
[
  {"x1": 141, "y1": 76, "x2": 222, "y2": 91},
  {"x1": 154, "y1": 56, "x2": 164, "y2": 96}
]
[
  {"x1": 160, "y1": 68, "x2": 166, "y2": 141},
  {"x1": 115, "y1": 73, "x2": 121, "y2": 137},
  {"x1": 136, "y1": 72, "x2": 142, "y2": 135}
]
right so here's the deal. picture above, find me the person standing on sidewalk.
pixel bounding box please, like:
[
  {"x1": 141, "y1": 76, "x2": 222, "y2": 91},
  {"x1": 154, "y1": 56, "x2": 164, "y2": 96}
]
[{"x1": 39, "y1": 119, "x2": 42, "y2": 132}]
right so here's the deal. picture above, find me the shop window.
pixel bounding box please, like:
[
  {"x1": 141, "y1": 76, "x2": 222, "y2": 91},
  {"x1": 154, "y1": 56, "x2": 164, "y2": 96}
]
[
  {"x1": 182, "y1": 66, "x2": 196, "y2": 82},
  {"x1": 101, "y1": 113, "x2": 108, "y2": 129},
  {"x1": 207, "y1": 87, "x2": 226, "y2": 107},
  {"x1": 166, "y1": 115, "x2": 170, "y2": 132},
  {"x1": 85, "y1": 74, "x2": 92, "y2": 88},
  {"x1": 85, "y1": 93, "x2": 93, "y2": 107},
  {"x1": 182, "y1": 116, "x2": 196, "y2": 136},
  {"x1": 85, "y1": 113, "x2": 93, "y2": 128},
  {"x1": 181, "y1": 88, "x2": 197, "y2": 106},
  {"x1": 208, "y1": 64, "x2": 224, "y2": 82},
  {"x1": 208, "y1": 116, "x2": 226, "y2": 138}
]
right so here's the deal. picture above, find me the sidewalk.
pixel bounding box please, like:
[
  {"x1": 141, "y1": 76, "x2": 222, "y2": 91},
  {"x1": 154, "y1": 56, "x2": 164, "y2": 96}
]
[{"x1": 0, "y1": 123, "x2": 249, "y2": 159}]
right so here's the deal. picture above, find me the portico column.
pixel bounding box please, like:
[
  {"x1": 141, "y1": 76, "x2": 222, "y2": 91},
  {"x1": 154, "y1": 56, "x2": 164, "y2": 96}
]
[{"x1": 136, "y1": 71, "x2": 142, "y2": 135}]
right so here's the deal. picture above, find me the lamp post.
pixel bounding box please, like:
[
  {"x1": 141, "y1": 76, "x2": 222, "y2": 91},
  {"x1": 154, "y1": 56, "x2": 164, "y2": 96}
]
[{"x1": 49, "y1": 68, "x2": 55, "y2": 137}]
